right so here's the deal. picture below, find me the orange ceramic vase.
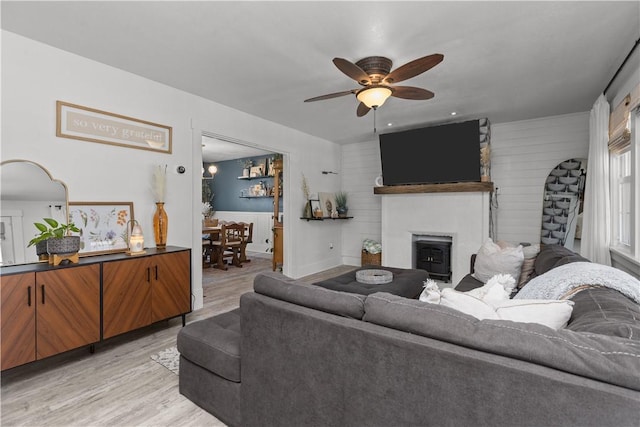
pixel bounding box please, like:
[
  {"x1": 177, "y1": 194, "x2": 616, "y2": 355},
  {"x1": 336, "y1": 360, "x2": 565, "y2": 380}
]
[{"x1": 153, "y1": 202, "x2": 168, "y2": 249}]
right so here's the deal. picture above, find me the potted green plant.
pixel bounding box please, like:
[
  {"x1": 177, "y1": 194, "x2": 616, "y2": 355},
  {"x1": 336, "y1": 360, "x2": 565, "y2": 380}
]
[
  {"x1": 335, "y1": 191, "x2": 348, "y2": 218},
  {"x1": 28, "y1": 218, "x2": 81, "y2": 259}
]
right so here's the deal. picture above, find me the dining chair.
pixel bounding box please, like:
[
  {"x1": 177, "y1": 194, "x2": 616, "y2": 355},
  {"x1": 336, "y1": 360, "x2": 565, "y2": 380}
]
[{"x1": 220, "y1": 222, "x2": 246, "y2": 268}]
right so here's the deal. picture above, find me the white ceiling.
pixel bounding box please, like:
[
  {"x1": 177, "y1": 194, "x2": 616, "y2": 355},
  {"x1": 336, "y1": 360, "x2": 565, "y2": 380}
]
[
  {"x1": 201, "y1": 135, "x2": 274, "y2": 163},
  {"x1": 2, "y1": 1, "x2": 639, "y2": 149}
]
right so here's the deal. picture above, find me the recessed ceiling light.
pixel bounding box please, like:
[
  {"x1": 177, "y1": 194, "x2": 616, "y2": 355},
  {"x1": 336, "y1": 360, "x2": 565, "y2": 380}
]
[
  {"x1": 450, "y1": 112, "x2": 457, "y2": 116},
  {"x1": 387, "y1": 122, "x2": 393, "y2": 127}
]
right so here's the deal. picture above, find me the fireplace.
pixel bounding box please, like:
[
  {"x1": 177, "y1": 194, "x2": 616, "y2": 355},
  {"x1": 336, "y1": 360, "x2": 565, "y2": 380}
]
[
  {"x1": 414, "y1": 236, "x2": 452, "y2": 282},
  {"x1": 380, "y1": 190, "x2": 491, "y2": 286}
]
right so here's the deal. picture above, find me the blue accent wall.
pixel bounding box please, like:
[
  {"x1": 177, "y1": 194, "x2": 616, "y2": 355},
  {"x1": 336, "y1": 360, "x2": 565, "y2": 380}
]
[{"x1": 203, "y1": 155, "x2": 282, "y2": 213}]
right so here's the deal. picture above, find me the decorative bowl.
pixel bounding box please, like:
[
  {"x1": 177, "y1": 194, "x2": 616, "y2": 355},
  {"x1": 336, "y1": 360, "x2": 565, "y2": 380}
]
[
  {"x1": 541, "y1": 215, "x2": 551, "y2": 222},
  {"x1": 550, "y1": 168, "x2": 568, "y2": 177},
  {"x1": 541, "y1": 237, "x2": 560, "y2": 245},
  {"x1": 568, "y1": 184, "x2": 580, "y2": 192},
  {"x1": 541, "y1": 230, "x2": 550, "y2": 237},
  {"x1": 546, "y1": 176, "x2": 557, "y2": 184},
  {"x1": 570, "y1": 170, "x2": 582, "y2": 177},
  {"x1": 559, "y1": 176, "x2": 578, "y2": 185},
  {"x1": 543, "y1": 200, "x2": 553, "y2": 208},
  {"x1": 561, "y1": 161, "x2": 581, "y2": 170},
  {"x1": 542, "y1": 222, "x2": 561, "y2": 231},
  {"x1": 552, "y1": 231, "x2": 565, "y2": 239},
  {"x1": 547, "y1": 183, "x2": 566, "y2": 192},
  {"x1": 555, "y1": 201, "x2": 571, "y2": 209}
]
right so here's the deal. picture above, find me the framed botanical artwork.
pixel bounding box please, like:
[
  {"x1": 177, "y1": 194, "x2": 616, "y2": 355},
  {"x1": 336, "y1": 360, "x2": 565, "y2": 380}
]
[
  {"x1": 56, "y1": 101, "x2": 172, "y2": 154},
  {"x1": 318, "y1": 192, "x2": 337, "y2": 217},
  {"x1": 69, "y1": 202, "x2": 134, "y2": 256}
]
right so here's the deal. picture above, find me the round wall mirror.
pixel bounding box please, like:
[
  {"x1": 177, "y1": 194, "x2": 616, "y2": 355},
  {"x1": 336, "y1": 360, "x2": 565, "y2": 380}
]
[
  {"x1": 0, "y1": 160, "x2": 69, "y2": 266},
  {"x1": 541, "y1": 158, "x2": 587, "y2": 252}
]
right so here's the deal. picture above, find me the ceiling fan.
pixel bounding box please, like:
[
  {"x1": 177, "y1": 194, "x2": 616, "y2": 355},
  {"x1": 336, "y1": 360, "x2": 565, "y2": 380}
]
[{"x1": 304, "y1": 53, "x2": 444, "y2": 117}]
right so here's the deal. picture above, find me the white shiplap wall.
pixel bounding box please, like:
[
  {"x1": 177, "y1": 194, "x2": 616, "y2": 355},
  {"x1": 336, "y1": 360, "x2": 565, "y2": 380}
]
[
  {"x1": 491, "y1": 112, "x2": 589, "y2": 245},
  {"x1": 341, "y1": 112, "x2": 590, "y2": 264},
  {"x1": 341, "y1": 140, "x2": 382, "y2": 266}
]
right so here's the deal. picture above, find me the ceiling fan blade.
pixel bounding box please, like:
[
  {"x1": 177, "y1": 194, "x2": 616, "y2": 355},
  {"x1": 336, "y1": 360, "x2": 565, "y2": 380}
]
[
  {"x1": 391, "y1": 86, "x2": 435, "y2": 100},
  {"x1": 333, "y1": 58, "x2": 371, "y2": 85},
  {"x1": 356, "y1": 102, "x2": 371, "y2": 117},
  {"x1": 304, "y1": 89, "x2": 356, "y2": 102},
  {"x1": 383, "y1": 53, "x2": 444, "y2": 84}
]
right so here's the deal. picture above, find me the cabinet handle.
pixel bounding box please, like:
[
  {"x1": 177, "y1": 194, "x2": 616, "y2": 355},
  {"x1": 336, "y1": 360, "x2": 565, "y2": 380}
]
[
  {"x1": 147, "y1": 267, "x2": 151, "y2": 282},
  {"x1": 41, "y1": 285, "x2": 45, "y2": 304},
  {"x1": 155, "y1": 265, "x2": 158, "y2": 281},
  {"x1": 27, "y1": 286, "x2": 32, "y2": 307}
]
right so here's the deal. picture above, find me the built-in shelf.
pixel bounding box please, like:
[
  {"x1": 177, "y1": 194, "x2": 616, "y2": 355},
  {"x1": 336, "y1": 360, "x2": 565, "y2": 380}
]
[
  {"x1": 374, "y1": 182, "x2": 494, "y2": 195},
  {"x1": 240, "y1": 195, "x2": 274, "y2": 199},
  {"x1": 237, "y1": 175, "x2": 273, "y2": 180},
  {"x1": 300, "y1": 216, "x2": 353, "y2": 221}
]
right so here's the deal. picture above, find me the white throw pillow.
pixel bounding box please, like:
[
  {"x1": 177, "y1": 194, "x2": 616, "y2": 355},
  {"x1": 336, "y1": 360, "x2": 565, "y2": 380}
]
[
  {"x1": 494, "y1": 299, "x2": 574, "y2": 329},
  {"x1": 472, "y1": 238, "x2": 525, "y2": 284},
  {"x1": 440, "y1": 288, "x2": 500, "y2": 320},
  {"x1": 422, "y1": 282, "x2": 574, "y2": 330}
]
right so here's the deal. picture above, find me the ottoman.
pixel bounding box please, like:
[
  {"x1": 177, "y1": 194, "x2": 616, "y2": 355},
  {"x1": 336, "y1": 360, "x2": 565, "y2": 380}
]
[
  {"x1": 177, "y1": 309, "x2": 242, "y2": 427},
  {"x1": 313, "y1": 266, "x2": 428, "y2": 298}
]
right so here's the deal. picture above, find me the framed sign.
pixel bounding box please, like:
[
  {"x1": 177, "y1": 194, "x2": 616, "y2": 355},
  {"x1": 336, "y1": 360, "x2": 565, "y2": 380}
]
[
  {"x1": 69, "y1": 202, "x2": 134, "y2": 256},
  {"x1": 56, "y1": 101, "x2": 172, "y2": 153}
]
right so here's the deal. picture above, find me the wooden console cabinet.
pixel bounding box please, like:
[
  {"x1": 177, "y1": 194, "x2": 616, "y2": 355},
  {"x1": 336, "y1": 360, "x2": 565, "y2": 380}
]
[
  {"x1": 103, "y1": 251, "x2": 190, "y2": 339},
  {"x1": 0, "y1": 247, "x2": 191, "y2": 371},
  {"x1": 1, "y1": 265, "x2": 100, "y2": 370}
]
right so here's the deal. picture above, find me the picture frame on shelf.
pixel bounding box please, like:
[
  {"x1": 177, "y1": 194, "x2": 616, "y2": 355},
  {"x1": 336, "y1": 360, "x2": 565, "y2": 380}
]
[
  {"x1": 68, "y1": 201, "x2": 134, "y2": 256},
  {"x1": 318, "y1": 192, "x2": 337, "y2": 217},
  {"x1": 309, "y1": 199, "x2": 322, "y2": 218},
  {"x1": 250, "y1": 165, "x2": 264, "y2": 177}
]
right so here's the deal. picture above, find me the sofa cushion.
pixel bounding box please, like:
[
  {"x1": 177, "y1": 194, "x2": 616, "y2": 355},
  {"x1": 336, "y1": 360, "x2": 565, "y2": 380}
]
[
  {"x1": 255, "y1": 271, "x2": 366, "y2": 319},
  {"x1": 532, "y1": 244, "x2": 589, "y2": 277},
  {"x1": 313, "y1": 266, "x2": 427, "y2": 298},
  {"x1": 363, "y1": 292, "x2": 640, "y2": 391},
  {"x1": 177, "y1": 309, "x2": 241, "y2": 382},
  {"x1": 455, "y1": 273, "x2": 484, "y2": 292},
  {"x1": 567, "y1": 287, "x2": 640, "y2": 341}
]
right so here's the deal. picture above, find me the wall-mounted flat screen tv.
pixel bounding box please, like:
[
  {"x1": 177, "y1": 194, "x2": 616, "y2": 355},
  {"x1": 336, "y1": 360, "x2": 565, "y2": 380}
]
[{"x1": 379, "y1": 119, "x2": 481, "y2": 186}]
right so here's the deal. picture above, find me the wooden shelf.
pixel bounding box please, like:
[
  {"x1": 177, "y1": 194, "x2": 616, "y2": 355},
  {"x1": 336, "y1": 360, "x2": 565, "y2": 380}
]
[
  {"x1": 374, "y1": 182, "x2": 494, "y2": 195},
  {"x1": 237, "y1": 175, "x2": 273, "y2": 180},
  {"x1": 300, "y1": 216, "x2": 353, "y2": 221},
  {"x1": 240, "y1": 195, "x2": 273, "y2": 199}
]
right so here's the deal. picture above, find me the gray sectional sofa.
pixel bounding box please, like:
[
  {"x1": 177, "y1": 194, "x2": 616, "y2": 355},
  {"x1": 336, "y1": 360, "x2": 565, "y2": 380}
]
[{"x1": 178, "y1": 247, "x2": 640, "y2": 426}]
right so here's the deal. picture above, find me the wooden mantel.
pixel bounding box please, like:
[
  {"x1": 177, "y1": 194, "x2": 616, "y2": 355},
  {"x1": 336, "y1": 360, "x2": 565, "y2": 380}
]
[{"x1": 374, "y1": 181, "x2": 494, "y2": 195}]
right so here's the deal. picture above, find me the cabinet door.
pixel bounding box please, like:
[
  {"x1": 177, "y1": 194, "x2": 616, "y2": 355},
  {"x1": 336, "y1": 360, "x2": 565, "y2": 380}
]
[
  {"x1": 36, "y1": 265, "x2": 100, "y2": 359},
  {"x1": 151, "y1": 251, "x2": 190, "y2": 322},
  {"x1": 1, "y1": 273, "x2": 36, "y2": 370},
  {"x1": 103, "y1": 257, "x2": 152, "y2": 339}
]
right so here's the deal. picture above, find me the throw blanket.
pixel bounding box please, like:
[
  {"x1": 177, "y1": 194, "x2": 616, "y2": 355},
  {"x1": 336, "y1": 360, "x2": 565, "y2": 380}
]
[{"x1": 515, "y1": 262, "x2": 640, "y2": 304}]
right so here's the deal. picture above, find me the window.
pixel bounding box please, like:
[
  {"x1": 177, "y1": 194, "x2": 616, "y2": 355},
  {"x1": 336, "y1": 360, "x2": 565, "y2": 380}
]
[
  {"x1": 610, "y1": 108, "x2": 639, "y2": 259},
  {"x1": 612, "y1": 149, "x2": 631, "y2": 246}
]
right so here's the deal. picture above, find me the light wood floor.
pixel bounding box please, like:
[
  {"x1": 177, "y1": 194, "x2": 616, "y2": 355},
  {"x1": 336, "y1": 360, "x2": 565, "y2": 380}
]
[{"x1": 0, "y1": 253, "x2": 355, "y2": 427}]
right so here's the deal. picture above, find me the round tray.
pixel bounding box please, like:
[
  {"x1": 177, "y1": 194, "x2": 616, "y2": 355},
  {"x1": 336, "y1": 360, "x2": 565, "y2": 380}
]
[{"x1": 356, "y1": 269, "x2": 393, "y2": 285}]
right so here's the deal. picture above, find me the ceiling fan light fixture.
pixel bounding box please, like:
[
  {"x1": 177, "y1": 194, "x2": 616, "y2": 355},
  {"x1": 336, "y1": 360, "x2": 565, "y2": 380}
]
[{"x1": 357, "y1": 86, "x2": 392, "y2": 108}]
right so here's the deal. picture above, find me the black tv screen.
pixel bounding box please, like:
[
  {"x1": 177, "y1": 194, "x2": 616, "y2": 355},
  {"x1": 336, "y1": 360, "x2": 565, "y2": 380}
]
[{"x1": 379, "y1": 120, "x2": 481, "y2": 185}]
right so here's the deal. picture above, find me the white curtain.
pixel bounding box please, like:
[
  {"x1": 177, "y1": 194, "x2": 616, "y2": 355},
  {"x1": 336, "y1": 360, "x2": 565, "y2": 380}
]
[{"x1": 581, "y1": 94, "x2": 611, "y2": 265}]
